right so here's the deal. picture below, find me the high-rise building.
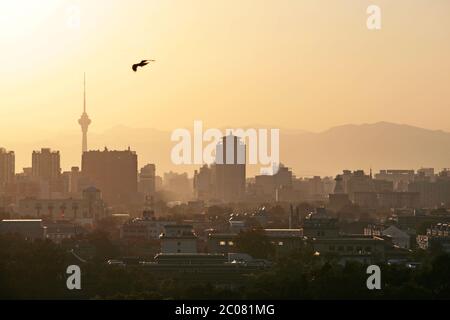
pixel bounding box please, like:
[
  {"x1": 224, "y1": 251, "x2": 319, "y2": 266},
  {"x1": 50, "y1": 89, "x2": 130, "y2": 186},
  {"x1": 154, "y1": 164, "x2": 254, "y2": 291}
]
[
  {"x1": 78, "y1": 73, "x2": 91, "y2": 154},
  {"x1": 138, "y1": 164, "x2": 156, "y2": 196},
  {"x1": 31, "y1": 148, "x2": 62, "y2": 197},
  {"x1": 163, "y1": 171, "x2": 192, "y2": 200},
  {"x1": 375, "y1": 169, "x2": 415, "y2": 192},
  {"x1": 32, "y1": 148, "x2": 61, "y2": 181},
  {"x1": 193, "y1": 165, "x2": 214, "y2": 200},
  {"x1": 82, "y1": 148, "x2": 138, "y2": 205},
  {"x1": 254, "y1": 164, "x2": 293, "y2": 200},
  {"x1": 0, "y1": 148, "x2": 15, "y2": 188},
  {"x1": 214, "y1": 135, "x2": 246, "y2": 202},
  {"x1": 61, "y1": 166, "x2": 82, "y2": 196}
]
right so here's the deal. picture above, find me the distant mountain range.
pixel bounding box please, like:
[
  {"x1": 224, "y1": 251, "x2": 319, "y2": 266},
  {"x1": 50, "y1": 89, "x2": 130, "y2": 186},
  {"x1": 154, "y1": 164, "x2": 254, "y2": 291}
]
[
  {"x1": 280, "y1": 122, "x2": 450, "y2": 176},
  {"x1": 6, "y1": 122, "x2": 450, "y2": 177}
]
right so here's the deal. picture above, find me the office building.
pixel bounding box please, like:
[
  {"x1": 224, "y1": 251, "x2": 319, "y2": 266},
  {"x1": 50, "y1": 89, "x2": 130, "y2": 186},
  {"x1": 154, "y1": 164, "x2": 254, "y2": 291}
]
[
  {"x1": 0, "y1": 148, "x2": 15, "y2": 188},
  {"x1": 214, "y1": 135, "x2": 246, "y2": 202},
  {"x1": 82, "y1": 148, "x2": 138, "y2": 205}
]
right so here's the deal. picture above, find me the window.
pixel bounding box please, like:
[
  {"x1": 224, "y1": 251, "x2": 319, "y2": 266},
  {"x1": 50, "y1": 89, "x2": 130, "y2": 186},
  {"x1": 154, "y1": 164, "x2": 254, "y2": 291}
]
[
  {"x1": 219, "y1": 241, "x2": 226, "y2": 246},
  {"x1": 228, "y1": 241, "x2": 234, "y2": 246},
  {"x1": 278, "y1": 241, "x2": 284, "y2": 246}
]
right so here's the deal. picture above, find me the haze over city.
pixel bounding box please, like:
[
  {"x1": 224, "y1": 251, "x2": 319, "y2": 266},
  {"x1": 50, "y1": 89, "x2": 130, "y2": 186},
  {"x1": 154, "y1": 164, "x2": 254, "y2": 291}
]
[
  {"x1": 2, "y1": 1, "x2": 450, "y2": 161},
  {"x1": 3, "y1": 0, "x2": 450, "y2": 306}
]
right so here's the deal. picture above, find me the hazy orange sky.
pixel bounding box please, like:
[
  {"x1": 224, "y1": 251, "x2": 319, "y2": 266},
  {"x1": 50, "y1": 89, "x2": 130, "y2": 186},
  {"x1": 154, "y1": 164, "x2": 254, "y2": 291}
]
[{"x1": 1, "y1": 0, "x2": 450, "y2": 143}]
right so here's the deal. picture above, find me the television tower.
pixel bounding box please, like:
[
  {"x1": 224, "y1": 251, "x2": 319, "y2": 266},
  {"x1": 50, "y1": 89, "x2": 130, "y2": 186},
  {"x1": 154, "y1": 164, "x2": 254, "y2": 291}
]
[{"x1": 78, "y1": 73, "x2": 91, "y2": 154}]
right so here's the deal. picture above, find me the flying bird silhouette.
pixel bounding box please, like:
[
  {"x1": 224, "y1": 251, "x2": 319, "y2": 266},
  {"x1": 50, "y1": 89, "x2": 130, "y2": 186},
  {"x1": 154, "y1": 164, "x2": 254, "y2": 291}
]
[{"x1": 132, "y1": 60, "x2": 155, "y2": 72}]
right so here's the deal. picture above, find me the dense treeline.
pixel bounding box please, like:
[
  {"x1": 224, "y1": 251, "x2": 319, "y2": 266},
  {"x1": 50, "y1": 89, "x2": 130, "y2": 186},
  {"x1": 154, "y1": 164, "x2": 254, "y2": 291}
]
[{"x1": 1, "y1": 234, "x2": 450, "y2": 300}]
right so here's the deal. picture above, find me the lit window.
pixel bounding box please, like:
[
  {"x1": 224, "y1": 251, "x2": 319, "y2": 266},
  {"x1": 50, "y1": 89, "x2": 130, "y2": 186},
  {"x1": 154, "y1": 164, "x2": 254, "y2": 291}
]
[
  {"x1": 219, "y1": 241, "x2": 226, "y2": 246},
  {"x1": 228, "y1": 241, "x2": 234, "y2": 246},
  {"x1": 278, "y1": 241, "x2": 284, "y2": 246}
]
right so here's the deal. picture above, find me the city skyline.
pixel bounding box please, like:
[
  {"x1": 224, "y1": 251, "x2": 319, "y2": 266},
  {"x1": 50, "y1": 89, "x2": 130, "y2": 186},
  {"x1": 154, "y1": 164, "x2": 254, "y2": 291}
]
[
  {"x1": 4, "y1": 120, "x2": 450, "y2": 177},
  {"x1": 2, "y1": 1, "x2": 450, "y2": 303}
]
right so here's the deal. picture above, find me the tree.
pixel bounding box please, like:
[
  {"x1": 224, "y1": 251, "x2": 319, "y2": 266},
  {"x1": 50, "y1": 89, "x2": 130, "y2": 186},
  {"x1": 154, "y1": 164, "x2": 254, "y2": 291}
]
[{"x1": 235, "y1": 229, "x2": 275, "y2": 259}]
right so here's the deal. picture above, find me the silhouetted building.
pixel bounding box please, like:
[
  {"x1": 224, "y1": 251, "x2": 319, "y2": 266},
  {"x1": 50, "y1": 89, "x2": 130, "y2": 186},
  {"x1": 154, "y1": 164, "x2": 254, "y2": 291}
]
[
  {"x1": 32, "y1": 148, "x2": 61, "y2": 182},
  {"x1": 375, "y1": 170, "x2": 415, "y2": 192},
  {"x1": 214, "y1": 135, "x2": 246, "y2": 202},
  {"x1": 0, "y1": 148, "x2": 15, "y2": 189},
  {"x1": 328, "y1": 175, "x2": 351, "y2": 212},
  {"x1": 14, "y1": 168, "x2": 40, "y2": 199},
  {"x1": 193, "y1": 165, "x2": 214, "y2": 200},
  {"x1": 292, "y1": 176, "x2": 334, "y2": 202},
  {"x1": 82, "y1": 148, "x2": 138, "y2": 205},
  {"x1": 163, "y1": 171, "x2": 192, "y2": 200},
  {"x1": 344, "y1": 170, "x2": 374, "y2": 200},
  {"x1": 31, "y1": 148, "x2": 62, "y2": 196},
  {"x1": 138, "y1": 164, "x2": 156, "y2": 196},
  {"x1": 378, "y1": 192, "x2": 420, "y2": 209},
  {"x1": 17, "y1": 187, "x2": 107, "y2": 224},
  {"x1": 353, "y1": 192, "x2": 379, "y2": 208},
  {"x1": 253, "y1": 164, "x2": 293, "y2": 201},
  {"x1": 61, "y1": 166, "x2": 82, "y2": 197},
  {"x1": 408, "y1": 170, "x2": 450, "y2": 207}
]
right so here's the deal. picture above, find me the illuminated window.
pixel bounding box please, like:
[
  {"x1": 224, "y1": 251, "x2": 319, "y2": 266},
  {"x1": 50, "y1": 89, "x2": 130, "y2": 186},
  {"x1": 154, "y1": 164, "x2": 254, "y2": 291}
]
[
  {"x1": 278, "y1": 241, "x2": 284, "y2": 246},
  {"x1": 228, "y1": 241, "x2": 234, "y2": 246},
  {"x1": 219, "y1": 241, "x2": 226, "y2": 246}
]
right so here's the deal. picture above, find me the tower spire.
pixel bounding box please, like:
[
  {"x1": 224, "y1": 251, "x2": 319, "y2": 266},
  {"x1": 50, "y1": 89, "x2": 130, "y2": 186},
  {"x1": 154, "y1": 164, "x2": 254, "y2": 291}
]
[
  {"x1": 83, "y1": 72, "x2": 86, "y2": 113},
  {"x1": 79, "y1": 72, "x2": 91, "y2": 154}
]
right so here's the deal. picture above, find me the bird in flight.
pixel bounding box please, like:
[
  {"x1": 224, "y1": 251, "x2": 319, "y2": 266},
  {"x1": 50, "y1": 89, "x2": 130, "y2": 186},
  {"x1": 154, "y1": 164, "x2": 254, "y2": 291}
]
[{"x1": 132, "y1": 59, "x2": 155, "y2": 72}]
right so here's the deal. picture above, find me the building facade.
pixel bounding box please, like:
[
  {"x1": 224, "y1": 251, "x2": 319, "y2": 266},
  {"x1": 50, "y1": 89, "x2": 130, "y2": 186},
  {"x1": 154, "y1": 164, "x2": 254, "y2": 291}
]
[{"x1": 82, "y1": 148, "x2": 138, "y2": 205}]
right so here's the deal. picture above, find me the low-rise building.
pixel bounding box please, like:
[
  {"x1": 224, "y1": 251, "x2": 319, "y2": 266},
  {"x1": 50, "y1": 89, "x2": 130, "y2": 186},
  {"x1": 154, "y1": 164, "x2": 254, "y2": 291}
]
[
  {"x1": 0, "y1": 219, "x2": 46, "y2": 240},
  {"x1": 160, "y1": 224, "x2": 198, "y2": 253},
  {"x1": 417, "y1": 223, "x2": 450, "y2": 253},
  {"x1": 121, "y1": 219, "x2": 175, "y2": 240},
  {"x1": 44, "y1": 220, "x2": 86, "y2": 243},
  {"x1": 16, "y1": 187, "x2": 107, "y2": 225},
  {"x1": 365, "y1": 224, "x2": 411, "y2": 249}
]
